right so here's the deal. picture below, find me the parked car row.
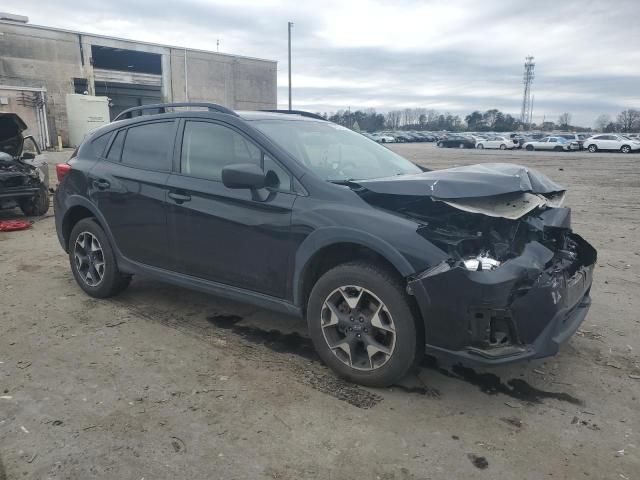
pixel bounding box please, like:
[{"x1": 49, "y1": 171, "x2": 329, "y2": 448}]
[
  {"x1": 362, "y1": 129, "x2": 640, "y2": 153},
  {"x1": 362, "y1": 131, "x2": 439, "y2": 143}
]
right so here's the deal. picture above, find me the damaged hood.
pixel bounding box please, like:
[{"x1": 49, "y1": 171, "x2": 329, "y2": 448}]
[
  {"x1": 355, "y1": 163, "x2": 564, "y2": 199},
  {"x1": 0, "y1": 113, "x2": 27, "y2": 158},
  {"x1": 355, "y1": 163, "x2": 566, "y2": 220}
]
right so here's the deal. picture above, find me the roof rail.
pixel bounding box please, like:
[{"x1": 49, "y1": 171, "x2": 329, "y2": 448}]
[
  {"x1": 260, "y1": 109, "x2": 326, "y2": 121},
  {"x1": 113, "y1": 102, "x2": 239, "y2": 121}
]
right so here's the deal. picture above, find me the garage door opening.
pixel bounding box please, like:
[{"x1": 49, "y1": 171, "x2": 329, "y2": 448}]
[
  {"x1": 91, "y1": 45, "x2": 163, "y2": 120},
  {"x1": 91, "y1": 45, "x2": 161, "y2": 74}
]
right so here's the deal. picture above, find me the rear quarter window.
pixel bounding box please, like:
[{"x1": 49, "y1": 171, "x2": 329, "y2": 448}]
[
  {"x1": 121, "y1": 121, "x2": 175, "y2": 171},
  {"x1": 91, "y1": 132, "x2": 112, "y2": 157}
]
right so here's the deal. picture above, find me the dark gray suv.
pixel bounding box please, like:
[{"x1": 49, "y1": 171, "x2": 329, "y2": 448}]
[{"x1": 54, "y1": 103, "x2": 596, "y2": 387}]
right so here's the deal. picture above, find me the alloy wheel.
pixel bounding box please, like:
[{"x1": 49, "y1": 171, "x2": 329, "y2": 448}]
[
  {"x1": 73, "y1": 231, "x2": 106, "y2": 287},
  {"x1": 320, "y1": 285, "x2": 396, "y2": 371}
]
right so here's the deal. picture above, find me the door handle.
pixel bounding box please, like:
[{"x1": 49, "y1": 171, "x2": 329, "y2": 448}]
[
  {"x1": 168, "y1": 192, "x2": 192, "y2": 203},
  {"x1": 94, "y1": 179, "x2": 110, "y2": 190}
]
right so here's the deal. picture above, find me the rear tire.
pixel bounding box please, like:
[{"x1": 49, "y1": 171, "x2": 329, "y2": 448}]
[
  {"x1": 588, "y1": 144, "x2": 597, "y2": 153},
  {"x1": 621, "y1": 145, "x2": 631, "y2": 153},
  {"x1": 476, "y1": 144, "x2": 484, "y2": 149},
  {"x1": 307, "y1": 262, "x2": 422, "y2": 387},
  {"x1": 19, "y1": 184, "x2": 50, "y2": 216},
  {"x1": 68, "y1": 218, "x2": 131, "y2": 298},
  {"x1": 554, "y1": 146, "x2": 563, "y2": 151}
]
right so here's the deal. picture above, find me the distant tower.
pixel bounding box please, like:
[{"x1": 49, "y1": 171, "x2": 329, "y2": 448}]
[{"x1": 520, "y1": 56, "x2": 535, "y2": 129}]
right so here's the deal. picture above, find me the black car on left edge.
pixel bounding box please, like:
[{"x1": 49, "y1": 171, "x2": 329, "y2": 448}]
[
  {"x1": 53, "y1": 103, "x2": 597, "y2": 387},
  {"x1": 0, "y1": 113, "x2": 50, "y2": 216}
]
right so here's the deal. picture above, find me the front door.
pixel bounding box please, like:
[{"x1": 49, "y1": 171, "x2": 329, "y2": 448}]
[{"x1": 166, "y1": 119, "x2": 296, "y2": 299}]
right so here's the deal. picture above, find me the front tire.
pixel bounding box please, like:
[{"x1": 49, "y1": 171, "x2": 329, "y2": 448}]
[
  {"x1": 68, "y1": 218, "x2": 131, "y2": 298},
  {"x1": 307, "y1": 262, "x2": 422, "y2": 387},
  {"x1": 621, "y1": 145, "x2": 631, "y2": 153},
  {"x1": 588, "y1": 144, "x2": 597, "y2": 153},
  {"x1": 476, "y1": 144, "x2": 484, "y2": 149},
  {"x1": 19, "y1": 184, "x2": 50, "y2": 216},
  {"x1": 499, "y1": 144, "x2": 507, "y2": 150}
]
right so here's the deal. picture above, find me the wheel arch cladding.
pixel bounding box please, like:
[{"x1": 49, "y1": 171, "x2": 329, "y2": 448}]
[
  {"x1": 293, "y1": 227, "x2": 417, "y2": 308},
  {"x1": 61, "y1": 197, "x2": 110, "y2": 252}
]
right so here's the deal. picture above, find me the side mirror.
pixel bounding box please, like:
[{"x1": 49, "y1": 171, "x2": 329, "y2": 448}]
[
  {"x1": 221, "y1": 163, "x2": 266, "y2": 190},
  {"x1": 21, "y1": 152, "x2": 36, "y2": 160}
]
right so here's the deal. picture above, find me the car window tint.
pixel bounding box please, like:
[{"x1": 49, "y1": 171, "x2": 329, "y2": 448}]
[
  {"x1": 263, "y1": 154, "x2": 292, "y2": 191},
  {"x1": 107, "y1": 130, "x2": 125, "y2": 161},
  {"x1": 92, "y1": 133, "x2": 111, "y2": 157},
  {"x1": 121, "y1": 122, "x2": 174, "y2": 171},
  {"x1": 549, "y1": 138, "x2": 557, "y2": 143},
  {"x1": 181, "y1": 121, "x2": 260, "y2": 180}
]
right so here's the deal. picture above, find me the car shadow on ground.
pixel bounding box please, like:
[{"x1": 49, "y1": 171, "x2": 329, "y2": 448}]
[{"x1": 104, "y1": 277, "x2": 584, "y2": 409}]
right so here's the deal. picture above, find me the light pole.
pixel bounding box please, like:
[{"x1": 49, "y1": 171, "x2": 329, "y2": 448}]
[{"x1": 288, "y1": 21, "x2": 293, "y2": 111}]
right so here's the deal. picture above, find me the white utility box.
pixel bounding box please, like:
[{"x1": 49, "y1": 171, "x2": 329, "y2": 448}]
[{"x1": 65, "y1": 94, "x2": 110, "y2": 147}]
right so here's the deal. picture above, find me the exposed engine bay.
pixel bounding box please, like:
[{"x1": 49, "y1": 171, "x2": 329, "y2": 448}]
[
  {"x1": 358, "y1": 190, "x2": 582, "y2": 274},
  {"x1": 350, "y1": 163, "x2": 597, "y2": 361},
  {"x1": 0, "y1": 113, "x2": 50, "y2": 215}
]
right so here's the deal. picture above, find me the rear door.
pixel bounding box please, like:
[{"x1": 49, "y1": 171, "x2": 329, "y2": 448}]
[
  {"x1": 165, "y1": 118, "x2": 296, "y2": 298},
  {"x1": 89, "y1": 120, "x2": 176, "y2": 269}
]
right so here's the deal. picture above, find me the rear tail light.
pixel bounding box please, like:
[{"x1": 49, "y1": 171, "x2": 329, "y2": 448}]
[{"x1": 56, "y1": 163, "x2": 72, "y2": 183}]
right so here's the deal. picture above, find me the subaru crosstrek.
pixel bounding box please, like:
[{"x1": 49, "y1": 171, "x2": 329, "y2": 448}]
[{"x1": 54, "y1": 103, "x2": 596, "y2": 387}]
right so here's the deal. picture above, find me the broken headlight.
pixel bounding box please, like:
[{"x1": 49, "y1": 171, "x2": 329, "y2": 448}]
[{"x1": 462, "y1": 252, "x2": 501, "y2": 271}]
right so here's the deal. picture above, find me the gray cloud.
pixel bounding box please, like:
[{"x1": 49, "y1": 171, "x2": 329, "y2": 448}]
[{"x1": 5, "y1": 0, "x2": 640, "y2": 126}]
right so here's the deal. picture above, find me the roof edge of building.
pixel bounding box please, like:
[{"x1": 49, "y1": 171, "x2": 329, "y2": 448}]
[{"x1": 0, "y1": 19, "x2": 278, "y2": 65}]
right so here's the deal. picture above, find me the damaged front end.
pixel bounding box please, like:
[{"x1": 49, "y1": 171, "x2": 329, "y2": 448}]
[
  {"x1": 0, "y1": 152, "x2": 46, "y2": 207},
  {"x1": 355, "y1": 164, "x2": 597, "y2": 365}
]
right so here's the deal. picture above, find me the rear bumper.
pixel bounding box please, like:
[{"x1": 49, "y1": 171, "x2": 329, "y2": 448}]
[{"x1": 409, "y1": 234, "x2": 596, "y2": 367}]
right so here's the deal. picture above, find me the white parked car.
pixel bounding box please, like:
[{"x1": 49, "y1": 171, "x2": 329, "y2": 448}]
[
  {"x1": 475, "y1": 136, "x2": 517, "y2": 150},
  {"x1": 523, "y1": 136, "x2": 579, "y2": 152},
  {"x1": 583, "y1": 134, "x2": 640, "y2": 153},
  {"x1": 371, "y1": 133, "x2": 396, "y2": 143}
]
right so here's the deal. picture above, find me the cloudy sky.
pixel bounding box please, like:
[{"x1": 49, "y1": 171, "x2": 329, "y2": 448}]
[{"x1": 6, "y1": 0, "x2": 640, "y2": 126}]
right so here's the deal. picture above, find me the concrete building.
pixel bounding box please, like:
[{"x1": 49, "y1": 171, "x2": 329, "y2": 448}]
[{"x1": 0, "y1": 15, "x2": 277, "y2": 147}]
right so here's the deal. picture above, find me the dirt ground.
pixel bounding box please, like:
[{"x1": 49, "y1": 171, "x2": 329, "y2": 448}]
[{"x1": 1, "y1": 145, "x2": 638, "y2": 480}]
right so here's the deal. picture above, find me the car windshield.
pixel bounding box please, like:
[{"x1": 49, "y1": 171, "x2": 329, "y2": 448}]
[{"x1": 251, "y1": 119, "x2": 422, "y2": 181}]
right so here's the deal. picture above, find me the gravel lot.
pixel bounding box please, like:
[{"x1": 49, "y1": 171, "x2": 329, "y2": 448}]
[{"x1": 1, "y1": 145, "x2": 638, "y2": 479}]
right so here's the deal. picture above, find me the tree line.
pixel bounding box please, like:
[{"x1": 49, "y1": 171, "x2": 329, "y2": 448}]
[{"x1": 316, "y1": 108, "x2": 640, "y2": 133}]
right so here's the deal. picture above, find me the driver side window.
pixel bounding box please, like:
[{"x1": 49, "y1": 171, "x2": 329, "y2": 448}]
[
  {"x1": 181, "y1": 121, "x2": 260, "y2": 181},
  {"x1": 181, "y1": 121, "x2": 293, "y2": 192}
]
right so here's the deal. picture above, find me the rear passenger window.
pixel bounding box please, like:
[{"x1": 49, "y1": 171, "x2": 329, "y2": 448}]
[
  {"x1": 121, "y1": 121, "x2": 175, "y2": 171},
  {"x1": 181, "y1": 121, "x2": 260, "y2": 180},
  {"x1": 107, "y1": 130, "x2": 126, "y2": 162},
  {"x1": 92, "y1": 133, "x2": 111, "y2": 157}
]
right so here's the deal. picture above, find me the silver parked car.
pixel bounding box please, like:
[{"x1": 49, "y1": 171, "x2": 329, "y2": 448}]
[{"x1": 523, "y1": 136, "x2": 579, "y2": 152}]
